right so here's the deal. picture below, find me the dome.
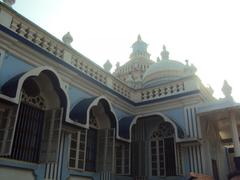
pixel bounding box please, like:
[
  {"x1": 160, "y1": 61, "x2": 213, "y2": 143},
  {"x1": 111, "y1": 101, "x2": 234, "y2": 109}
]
[
  {"x1": 143, "y1": 45, "x2": 187, "y2": 88},
  {"x1": 132, "y1": 34, "x2": 148, "y2": 53}
]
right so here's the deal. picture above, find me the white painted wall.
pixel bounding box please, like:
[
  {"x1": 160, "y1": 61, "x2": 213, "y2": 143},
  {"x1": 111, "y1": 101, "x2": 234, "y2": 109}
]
[
  {"x1": 69, "y1": 176, "x2": 92, "y2": 180},
  {"x1": 0, "y1": 167, "x2": 35, "y2": 180}
]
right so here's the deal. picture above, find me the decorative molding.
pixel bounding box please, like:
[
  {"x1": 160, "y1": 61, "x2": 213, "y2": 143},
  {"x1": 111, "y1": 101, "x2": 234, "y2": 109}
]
[
  {"x1": 151, "y1": 122, "x2": 175, "y2": 139},
  {"x1": 21, "y1": 90, "x2": 46, "y2": 110}
]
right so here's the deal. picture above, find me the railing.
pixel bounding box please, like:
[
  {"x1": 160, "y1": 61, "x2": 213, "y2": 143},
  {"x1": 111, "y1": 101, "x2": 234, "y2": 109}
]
[
  {"x1": 10, "y1": 16, "x2": 65, "y2": 59},
  {"x1": 112, "y1": 80, "x2": 131, "y2": 98},
  {"x1": 141, "y1": 81, "x2": 185, "y2": 101},
  {"x1": 0, "y1": 3, "x2": 190, "y2": 103},
  {"x1": 6, "y1": 8, "x2": 132, "y2": 99},
  {"x1": 70, "y1": 55, "x2": 108, "y2": 85}
]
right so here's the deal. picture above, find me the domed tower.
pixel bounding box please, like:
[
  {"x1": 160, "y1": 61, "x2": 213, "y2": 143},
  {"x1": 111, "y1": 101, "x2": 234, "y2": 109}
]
[
  {"x1": 130, "y1": 34, "x2": 150, "y2": 61},
  {"x1": 143, "y1": 45, "x2": 197, "y2": 88},
  {"x1": 113, "y1": 35, "x2": 154, "y2": 87}
]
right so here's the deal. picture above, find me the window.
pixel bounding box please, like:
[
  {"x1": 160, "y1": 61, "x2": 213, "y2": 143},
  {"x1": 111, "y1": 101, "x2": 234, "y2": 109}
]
[
  {"x1": 150, "y1": 122, "x2": 176, "y2": 176},
  {"x1": 69, "y1": 129, "x2": 86, "y2": 170},
  {"x1": 0, "y1": 87, "x2": 63, "y2": 163},
  {"x1": 0, "y1": 104, "x2": 18, "y2": 156},
  {"x1": 116, "y1": 142, "x2": 130, "y2": 175},
  {"x1": 11, "y1": 103, "x2": 63, "y2": 163},
  {"x1": 96, "y1": 128, "x2": 115, "y2": 172}
]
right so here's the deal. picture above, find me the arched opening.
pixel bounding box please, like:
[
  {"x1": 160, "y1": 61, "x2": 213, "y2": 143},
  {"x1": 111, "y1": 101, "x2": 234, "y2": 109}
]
[
  {"x1": 69, "y1": 97, "x2": 117, "y2": 173},
  {"x1": 85, "y1": 99, "x2": 116, "y2": 172},
  {"x1": 131, "y1": 115, "x2": 176, "y2": 177},
  {"x1": 9, "y1": 71, "x2": 66, "y2": 163}
]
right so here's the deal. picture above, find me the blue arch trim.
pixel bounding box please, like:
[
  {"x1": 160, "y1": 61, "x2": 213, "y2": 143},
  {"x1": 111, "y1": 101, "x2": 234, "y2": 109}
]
[
  {"x1": 1, "y1": 69, "x2": 68, "y2": 119},
  {"x1": 119, "y1": 116, "x2": 135, "y2": 139},
  {"x1": 70, "y1": 97, "x2": 117, "y2": 129},
  {"x1": 70, "y1": 97, "x2": 96, "y2": 124},
  {"x1": 1, "y1": 72, "x2": 25, "y2": 97},
  {"x1": 118, "y1": 115, "x2": 184, "y2": 140}
]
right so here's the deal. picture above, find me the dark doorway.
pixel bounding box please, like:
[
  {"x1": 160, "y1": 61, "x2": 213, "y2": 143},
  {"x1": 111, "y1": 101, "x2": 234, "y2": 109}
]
[{"x1": 165, "y1": 137, "x2": 176, "y2": 176}]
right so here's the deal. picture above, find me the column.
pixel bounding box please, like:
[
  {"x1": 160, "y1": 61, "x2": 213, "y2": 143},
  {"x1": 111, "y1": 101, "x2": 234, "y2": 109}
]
[{"x1": 230, "y1": 110, "x2": 240, "y2": 170}]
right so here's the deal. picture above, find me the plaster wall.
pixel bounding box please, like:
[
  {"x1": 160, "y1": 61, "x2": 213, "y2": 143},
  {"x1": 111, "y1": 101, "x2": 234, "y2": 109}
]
[
  {"x1": 0, "y1": 167, "x2": 35, "y2": 180},
  {"x1": 0, "y1": 52, "x2": 34, "y2": 88},
  {"x1": 201, "y1": 121, "x2": 228, "y2": 180},
  {"x1": 163, "y1": 107, "x2": 185, "y2": 130},
  {"x1": 113, "y1": 106, "x2": 131, "y2": 120},
  {"x1": 68, "y1": 86, "x2": 92, "y2": 109}
]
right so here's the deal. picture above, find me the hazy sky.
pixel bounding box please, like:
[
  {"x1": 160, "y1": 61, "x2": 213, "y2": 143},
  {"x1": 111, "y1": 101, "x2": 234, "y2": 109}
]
[{"x1": 7, "y1": 0, "x2": 240, "y2": 101}]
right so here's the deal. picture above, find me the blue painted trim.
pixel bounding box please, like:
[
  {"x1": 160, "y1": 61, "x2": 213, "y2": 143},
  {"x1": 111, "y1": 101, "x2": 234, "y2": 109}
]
[
  {"x1": 0, "y1": 158, "x2": 38, "y2": 170},
  {"x1": 34, "y1": 164, "x2": 45, "y2": 180},
  {"x1": 70, "y1": 97, "x2": 96, "y2": 124},
  {"x1": 119, "y1": 116, "x2": 135, "y2": 139},
  {"x1": 0, "y1": 25, "x2": 201, "y2": 106},
  {"x1": 69, "y1": 169, "x2": 98, "y2": 179},
  {"x1": 61, "y1": 134, "x2": 71, "y2": 179}
]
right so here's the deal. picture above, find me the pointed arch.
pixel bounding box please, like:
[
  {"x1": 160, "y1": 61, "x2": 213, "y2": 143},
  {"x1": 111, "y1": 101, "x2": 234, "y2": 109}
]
[
  {"x1": 1, "y1": 66, "x2": 70, "y2": 120},
  {"x1": 70, "y1": 96, "x2": 119, "y2": 135},
  {"x1": 121, "y1": 112, "x2": 184, "y2": 142}
]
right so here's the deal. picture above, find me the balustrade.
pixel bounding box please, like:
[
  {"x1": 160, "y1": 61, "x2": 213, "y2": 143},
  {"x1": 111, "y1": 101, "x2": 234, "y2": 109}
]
[
  {"x1": 4, "y1": 9, "x2": 188, "y2": 103},
  {"x1": 141, "y1": 82, "x2": 185, "y2": 101}
]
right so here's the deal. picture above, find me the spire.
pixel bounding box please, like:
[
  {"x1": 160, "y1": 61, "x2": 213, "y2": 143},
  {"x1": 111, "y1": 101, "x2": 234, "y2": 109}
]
[
  {"x1": 137, "y1": 34, "x2": 142, "y2": 41},
  {"x1": 161, "y1": 45, "x2": 169, "y2": 60},
  {"x1": 132, "y1": 34, "x2": 147, "y2": 50}
]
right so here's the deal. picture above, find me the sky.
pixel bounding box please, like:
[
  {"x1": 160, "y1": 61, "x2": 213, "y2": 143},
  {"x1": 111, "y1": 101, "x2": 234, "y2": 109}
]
[{"x1": 5, "y1": 0, "x2": 240, "y2": 101}]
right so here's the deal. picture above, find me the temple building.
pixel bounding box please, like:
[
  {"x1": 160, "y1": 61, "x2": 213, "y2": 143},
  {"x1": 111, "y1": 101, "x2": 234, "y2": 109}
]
[{"x1": 0, "y1": 1, "x2": 240, "y2": 180}]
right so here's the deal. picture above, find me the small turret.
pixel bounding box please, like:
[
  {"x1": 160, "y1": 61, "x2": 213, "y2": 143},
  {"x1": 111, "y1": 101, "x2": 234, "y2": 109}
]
[
  {"x1": 160, "y1": 45, "x2": 169, "y2": 60},
  {"x1": 103, "y1": 60, "x2": 112, "y2": 72},
  {"x1": 62, "y1": 32, "x2": 73, "y2": 46},
  {"x1": 222, "y1": 80, "x2": 232, "y2": 100},
  {"x1": 130, "y1": 34, "x2": 150, "y2": 60}
]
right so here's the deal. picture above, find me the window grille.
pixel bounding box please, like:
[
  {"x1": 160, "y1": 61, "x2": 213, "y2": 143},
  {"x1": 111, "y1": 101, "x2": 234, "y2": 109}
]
[
  {"x1": 0, "y1": 89, "x2": 63, "y2": 163},
  {"x1": 96, "y1": 128, "x2": 115, "y2": 172}
]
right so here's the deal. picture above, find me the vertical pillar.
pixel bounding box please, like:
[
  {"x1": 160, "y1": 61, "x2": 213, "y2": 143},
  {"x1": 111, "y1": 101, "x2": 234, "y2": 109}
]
[{"x1": 230, "y1": 110, "x2": 240, "y2": 170}]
